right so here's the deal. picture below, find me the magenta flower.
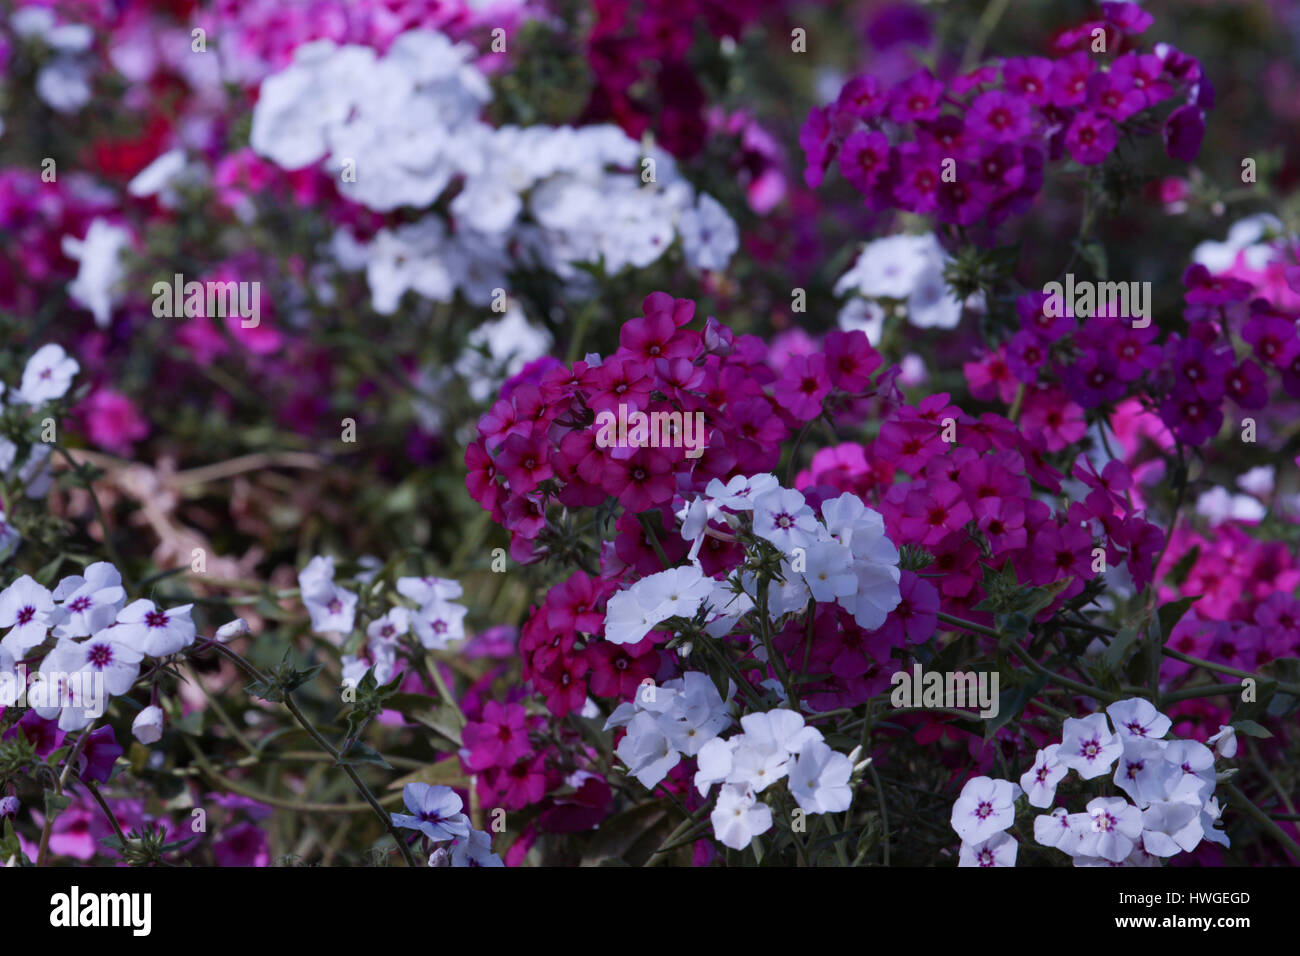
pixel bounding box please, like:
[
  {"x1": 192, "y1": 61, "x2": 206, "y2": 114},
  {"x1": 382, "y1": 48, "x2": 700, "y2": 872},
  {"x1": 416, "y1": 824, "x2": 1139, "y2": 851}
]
[{"x1": 1065, "y1": 110, "x2": 1118, "y2": 165}]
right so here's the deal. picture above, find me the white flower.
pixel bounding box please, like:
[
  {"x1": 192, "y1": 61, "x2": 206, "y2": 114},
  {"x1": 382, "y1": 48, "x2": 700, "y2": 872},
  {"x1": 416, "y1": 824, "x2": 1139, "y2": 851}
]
[
  {"x1": 710, "y1": 784, "x2": 773, "y2": 851},
  {"x1": 1191, "y1": 213, "x2": 1283, "y2": 272},
  {"x1": 51, "y1": 562, "x2": 125, "y2": 638},
  {"x1": 0, "y1": 575, "x2": 58, "y2": 657},
  {"x1": 798, "y1": 539, "x2": 857, "y2": 603},
  {"x1": 950, "y1": 776, "x2": 1018, "y2": 844},
  {"x1": 1113, "y1": 738, "x2": 1177, "y2": 808},
  {"x1": 1078, "y1": 796, "x2": 1143, "y2": 863},
  {"x1": 1019, "y1": 744, "x2": 1067, "y2": 809},
  {"x1": 694, "y1": 736, "x2": 735, "y2": 796},
  {"x1": 703, "y1": 474, "x2": 780, "y2": 511},
  {"x1": 657, "y1": 671, "x2": 732, "y2": 756},
  {"x1": 728, "y1": 738, "x2": 793, "y2": 793},
  {"x1": 739, "y1": 709, "x2": 823, "y2": 758},
  {"x1": 70, "y1": 630, "x2": 142, "y2": 696},
  {"x1": 18, "y1": 344, "x2": 80, "y2": 405},
  {"x1": 132, "y1": 705, "x2": 165, "y2": 745},
  {"x1": 62, "y1": 219, "x2": 131, "y2": 328},
  {"x1": 367, "y1": 608, "x2": 410, "y2": 645},
  {"x1": 396, "y1": 576, "x2": 463, "y2": 605},
  {"x1": 838, "y1": 297, "x2": 887, "y2": 346},
  {"x1": 789, "y1": 740, "x2": 853, "y2": 814},
  {"x1": 127, "y1": 149, "x2": 195, "y2": 207},
  {"x1": 752, "y1": 487, "x2": 819, "y2": 552},
  {"x1": 37, "y1": 56, "x2": 92, "y2": 112},
  {"x1": 604, "y1": 566, "x2": 715, "y2": 646},
  {"x1": 1106, "y1": 698, "x2": 1172, "y2": 741},
  {"x1": 1034, "y1": 808, "x2": 1087, "y2": 855},
  {"x1": 615, "y1": 711, "x2": 681, "y2": 789},
  {"x1": 679, "y1": 194, "x2": 739, "y2": 271},
  {"x1": 959, "y1": 831, "x2": 1018, "y2": 867},
  {"x1": 0, "y1": 513, "x2": 18, "y2": 564},
  {"x1": 1206, "y1": 724, "x2": 1238, "y2": 759},
  {"x1": 391, "y1": 783, "x2": 471, "y2": 843},
  {"x1": 1164, "y1": 739, "x2": 1216, "y2": 803},
  {"x1": 451, "y1": 829, "x2": 504, "y2": 867},
  {"x1": 1057, "y1": 712, "x2": 1123, "y2": 779},
  {"x1": 412, "y1": 597, "x2": 467, "y2": 650},
  {"x1": 114, "y1": 599, "x2": 196, "y2": 656},
  {"x1": 364, "y1": 218, "x2": 463, "y2": 314},
  {"x1": 298, "y1": 557, "x2": 357, "y2": 637},
  {"x1": 249, "y1": 41, "x2": 378, "y2": 169},
  {"x1": 835, "y1": 234, "x2": 937, "y2": 300},
  {"x1": 1139, "y1": 800, "x2": 1203, "y2": 857},
  {"x1": 1194, "y1": 487, "x2": 1266, "y2": 525},
  {"x1": 1236, "y1": 466, "x2": 1275, "y2": 499},
  {"x1": 907, "y1": 257, "x2": 963, "y2": 330}
]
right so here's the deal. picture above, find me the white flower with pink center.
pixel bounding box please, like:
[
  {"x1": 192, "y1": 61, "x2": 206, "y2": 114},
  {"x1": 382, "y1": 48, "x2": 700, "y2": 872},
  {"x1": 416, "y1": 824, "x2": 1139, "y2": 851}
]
[
  {"x1": 950, "y1": 775, "x2": 1018, "y2": 844},
  {"x1": 1078, "y1": 796, "x2": 1143, "y2": 862},
  {"x1": 0, "y1": 574, "x2": 58, "y2": 657},
  {"x1": 1058, "y1": 712, "x2": 1123, "y2": 779},
  {"x1": 1019, "y1": 743, "x2": 1067, "y2": 808},
  {"x1": 958, "y1": 830, "x2": 1018, "y2": 867},
  {"x1": 114, "y1": 599, "x2": 196, "y2": 657}
]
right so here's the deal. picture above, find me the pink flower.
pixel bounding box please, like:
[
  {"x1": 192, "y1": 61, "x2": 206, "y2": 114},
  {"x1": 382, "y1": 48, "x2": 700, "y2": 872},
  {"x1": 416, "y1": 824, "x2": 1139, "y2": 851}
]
[{"x1": 80, "y1": 388, "x2": 149, "y2": 455}]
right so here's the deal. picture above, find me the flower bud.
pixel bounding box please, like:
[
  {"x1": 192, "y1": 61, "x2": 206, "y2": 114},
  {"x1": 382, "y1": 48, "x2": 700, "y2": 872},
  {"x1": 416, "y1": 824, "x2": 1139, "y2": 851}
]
[
  {"x1": 215, "y1": 618, "x2": 250, "y2": 642},
  {"x1": 132, "y1": 705, "x2": 165, "y2": 744}
]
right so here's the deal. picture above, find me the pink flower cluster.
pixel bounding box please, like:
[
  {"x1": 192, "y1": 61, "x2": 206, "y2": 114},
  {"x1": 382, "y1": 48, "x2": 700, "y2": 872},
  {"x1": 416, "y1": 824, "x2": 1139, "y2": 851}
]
[{"x1": 802, "y1": 2, "x2": 1211, "y2": 232}]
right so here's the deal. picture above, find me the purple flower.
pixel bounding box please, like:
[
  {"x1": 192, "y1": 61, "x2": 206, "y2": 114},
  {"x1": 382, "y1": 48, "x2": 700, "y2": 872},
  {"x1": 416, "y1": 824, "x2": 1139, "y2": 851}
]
[
  {"x1": 836, "y1": 74, "x2": 887, "y2": 121},
  {"x1": 968, "y1": 90, "x2": 1033, "y2": 142},
  {"x1": 1102, "y1": 2, "x2": 1155, "y2": 34},
  {"x1": 1110, "y1": 52, "x2": 1173, "y2": 108},
  {"x1": 838, "y1": 130, "x2": 892, "y2": 193},
  {"x1": 1242, "y1": 310, "x2": 1300, "y2": 368},
  {"x1": 1086, "y1": 70, "x2": 1146, "y2": 122},
  {"x1": 887, "y1": 70, "x2": 945, "y2": 123},
  {"x1": 1001, "y1": 57, "x2": 1054, "y2": 105},
  {"x1": 1063, "y1": 349, "x2": 1126, "y2": 408},
  {"x1": 1065, "y1": 110, "x2": 1118, "y2": 165},
  {"x1": 1160, "y1": 384, "x2": 1224, "y2": 445},
  {"x1": 1048, "y1": 52, "x2": 1095, "y2": 107},
  {"x1": 1224, "y1": 360, "x2": 1268, "y2": 410},
  {"x1": 77, "y1": 725, "x2": 123, "y2": 784},
  {"x1": 1163, "y1": 105, "x2": 1205, "y2": 162}
]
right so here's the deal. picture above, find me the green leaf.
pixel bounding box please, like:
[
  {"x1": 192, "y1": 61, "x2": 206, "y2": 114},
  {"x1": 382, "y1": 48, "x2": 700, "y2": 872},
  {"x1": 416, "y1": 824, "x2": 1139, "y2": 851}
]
[
  {"x1": 336, "y1": 740, "x2": 392, "y2": 769},
  {"x1": 1103, "y1": 624, "x2": 1141, "y2": 671},
  {"x1": 1230, "y1": 719, "x2": 1272, "y2": 739},
  {"x1": 1156, "y1": 596, "x2": 1200, "y2": 646},
  {"x1": 44, "y1": 791, "x2": 72, "y2": 821}
]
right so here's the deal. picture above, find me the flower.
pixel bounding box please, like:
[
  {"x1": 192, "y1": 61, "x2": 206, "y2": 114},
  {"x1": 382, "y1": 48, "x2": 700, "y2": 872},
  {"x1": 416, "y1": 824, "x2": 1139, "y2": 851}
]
[
  {"x1": 1019, "y1": 744, "x2": 1067, "y2": 808},
  {"x1": 1206, "y1": 724, "x2": 1237, "y2": 759},
  {"x1": 950, "y1": 776, "x2": 1018, "y2": 844},
  {"x1": 132, "y1": 705, "x2": 165, "y2": 745},
  {"x1": 1078, "y1": 796, "x2": 1143, "y2": 862},
  {"x1": 61, "y1": 219, "x2": 131, "y2": 327},
  {"x1": 789, "y1": 741, "x2": 854, "y2": 814},
  {"x1": 710, "y1": 784, "x2": 773, "y2": 851},
  {"x1": 958, "y1": 831, "x2": 1018, "y2": 867},
  {"x1": 391, "y1": 784, "x2": 472, "y2": 843},
  {"x1": 18, "y1": 344, "x2": 79, "y2": 405},
  {"x1": 0, "y1": 575, "x2": 58, "y2": 657},
  {"x1": 114, "y1": 600, "x2": 197, "y2": 657},
  {"x1": 752, "y1": 487, "x2": 819, "y2": 552},
  {"x1": 1058, "y1": 712, "x2": 1123, "y2": 779}
]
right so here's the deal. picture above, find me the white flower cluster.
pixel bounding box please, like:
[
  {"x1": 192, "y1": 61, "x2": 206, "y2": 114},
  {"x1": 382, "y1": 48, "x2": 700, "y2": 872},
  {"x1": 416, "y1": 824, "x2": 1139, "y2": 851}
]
[
  {"x1": 950, "y1": 698, "x2": 1232, "y2": 868},
  {"x1": 678, "y1": 474, "x2": 903, "y2": 630},
  {"x1": 603, "y1": 672, "x2": 858, "y2": 852},
  {"x1": 250, "y1": 30, "x2": 738, "y2": 314},
  {"x1": 834, "y1": 233, "x2": 971, "y2": 344},
  {"x1": 0, "y1": 564, "x2": 195, "y2": 735},
  {"x1": 604, "y1": 672, "x2": 734, "y2": 789},
  {"x1": 298, "y1": 557, "x2": 467, "y2": 685},
  {"x1": 1, "y1": 344, "x2": 86, "y2": 560},
  {"x1": 696, "y1": 709, "x2": 856, "y2": 851},
  {"x1": 10, "y1": 8, "x2": 95, "y2": 114}
]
